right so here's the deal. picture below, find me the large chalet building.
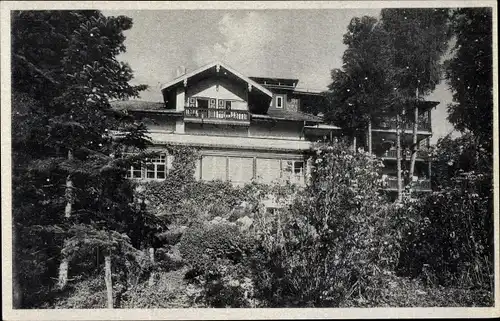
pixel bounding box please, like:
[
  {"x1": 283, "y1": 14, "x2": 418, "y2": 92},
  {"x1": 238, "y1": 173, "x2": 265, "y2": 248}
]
[{"x1": 112, "y1": 61, "x2": 437, "y2": 195}]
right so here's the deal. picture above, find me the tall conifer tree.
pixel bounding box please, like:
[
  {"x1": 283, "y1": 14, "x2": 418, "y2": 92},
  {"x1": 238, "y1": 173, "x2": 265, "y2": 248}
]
[{"x1": 11, "y1": 10, "x2": 165, "y2": 308}]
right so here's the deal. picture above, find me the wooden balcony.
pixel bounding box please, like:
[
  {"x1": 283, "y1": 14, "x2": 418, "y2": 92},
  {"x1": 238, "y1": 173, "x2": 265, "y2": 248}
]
[
  {"x1": 383, "y1": 176, "x2": 431, "y2": 192},
  {"x1": 184, "y1": 107, "x2": 250, "y2": 125},
  {"x1": 380, "y1": 149, "x2": 430, "y2": 161},
  {"x1": 376, "y1": 116, "x2": 431, "y2": 132}
]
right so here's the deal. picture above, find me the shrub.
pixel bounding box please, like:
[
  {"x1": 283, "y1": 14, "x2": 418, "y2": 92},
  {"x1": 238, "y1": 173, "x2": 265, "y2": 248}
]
[
  {"x1": 120, "y1": 267, "x2": 193, "y2": 308},
  {"x1": 195, "y1": 258, "x2": 257, "y2": 308},
  {"x1": 47, "y1": 275, "x2": 108, "y2": 309},
  {"x1": 178, "y1": 220, "x2": 258, "y2": 307},
  {"x1": 249, "y1": 142, "x2": 399, "y2": 307},
  {"x1": 396, "y1": 171, "x2": 493, "y2": 301},
  {"x1": 179, "y1": 220, "x2": 254, "y2": 273}
]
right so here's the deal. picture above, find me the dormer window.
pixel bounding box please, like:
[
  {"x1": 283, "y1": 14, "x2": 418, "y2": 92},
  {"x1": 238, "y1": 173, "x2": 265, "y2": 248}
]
[{"x1": 276, "y1": 96, "x2": 283, "y2": 109}]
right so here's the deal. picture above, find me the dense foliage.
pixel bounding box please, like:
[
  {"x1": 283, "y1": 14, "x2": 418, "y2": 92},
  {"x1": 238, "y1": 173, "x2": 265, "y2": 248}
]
[
  {"x1": 445, "y1": 8, "x2": 493, "y2": 146},
  {"x1": 11, "y1": 10, "x2": 162, "y2": 308},
  {"x1": 324, "y1": 16, "x2": 394, "y2": 134},
  {"x1": 325, "y1": 9, "x2": 451, "y2": 133},
  {"x1": 11, "y1": 7, "x2": 494, "y2": 310},
  {"x1": 249, "y1": 143, "x2": 399, "y2": 307}
]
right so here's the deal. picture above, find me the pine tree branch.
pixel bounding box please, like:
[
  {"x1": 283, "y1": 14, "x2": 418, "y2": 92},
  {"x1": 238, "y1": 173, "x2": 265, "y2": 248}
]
[{"x1": 14, "y1": 54, "x2": 59, "y2": 85}]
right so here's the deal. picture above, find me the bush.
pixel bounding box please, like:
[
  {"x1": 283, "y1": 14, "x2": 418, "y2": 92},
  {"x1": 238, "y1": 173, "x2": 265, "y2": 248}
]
[
  {"x1": 396, "y1": 171, "x2": 493, "y2": 301},
  {"x1": 179, "y1": 220, "x2": 254, "y2": 273},
  {"x1": 249, "y1": 142, "x2": 399, "y2": 307},
  {"x1": 47, "y1": 275, "x2": 108, "y2": 309},
  {"x1": 178, "y1": 220, "x2": 258, "y2": 307},
  {"x1": 120, "y1": 267, "x2": 192, "y2": 308}
]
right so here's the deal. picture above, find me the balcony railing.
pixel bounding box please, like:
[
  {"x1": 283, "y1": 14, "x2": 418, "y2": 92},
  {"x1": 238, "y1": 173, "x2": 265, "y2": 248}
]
[
  {"x1": 384, "y1": 176, "x2": 431, "y2": 191},
  {"x1": 184, "y1": 107, "x2": 249, "y2": 121},
  {"x1": 380, "y1": 149, "x2": 430, "y2": 160},
  {"x1": 377, "y1": 116, "x2": 431, "y2": 132}
]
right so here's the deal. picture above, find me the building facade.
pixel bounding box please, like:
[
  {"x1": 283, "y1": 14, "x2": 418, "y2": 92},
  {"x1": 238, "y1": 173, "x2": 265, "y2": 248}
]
[{"x1": 112, "y1": 61, "x2": 436, "y2": 193}]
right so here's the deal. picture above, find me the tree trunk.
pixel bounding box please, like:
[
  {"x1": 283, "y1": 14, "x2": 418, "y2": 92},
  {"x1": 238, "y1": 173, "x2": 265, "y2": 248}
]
[
  {"x1": 104, "y1": 254, "x2": 113, "y2": 309},
  {"x1": 58, "y1": 149, "x2": 73, "y2": 289},
  {"x1": 396, "y1": 113, "x2": 403, "y2": 202},
  {"x1": 148, "y1": 247, "x2": 155, "y2": 287},
  {"x1": 367, "y1": 118, "x2": 372, "y2": 154},
  {"x1": 408, "y1": 89, "x2": 420, "y2": 196},
  {"x1": 12, "y1": 269, "x2": 22, "y2": 308},
  {"x1": 57, "y1": 257, "x2": 69, "y2": 290}
]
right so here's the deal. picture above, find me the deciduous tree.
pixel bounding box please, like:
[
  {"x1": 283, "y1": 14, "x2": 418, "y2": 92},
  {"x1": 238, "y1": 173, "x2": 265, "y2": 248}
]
[
  {"x1": 380, "y1": 8, "x2": 452, "y2": 191},
  {"x1": 445, "y1": 8, "x2": 493, "y2": 150}
]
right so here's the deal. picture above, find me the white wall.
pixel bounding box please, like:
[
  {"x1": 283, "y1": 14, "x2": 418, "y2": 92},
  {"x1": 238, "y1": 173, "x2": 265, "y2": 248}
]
[
  {"x1": 175, "y1": 87, "x2": 185, "y2": 111},
  {"x1": 186, "y1": 77, "x2": 248, "y2": 110}
]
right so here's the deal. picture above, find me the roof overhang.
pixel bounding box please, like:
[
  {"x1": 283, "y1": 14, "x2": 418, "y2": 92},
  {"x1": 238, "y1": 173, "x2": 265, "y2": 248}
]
[
  {"x1": 160, "y1": 61, "x2": 273, "y2": 98},
  {"x1": 251, "y1": 112, "x2": 323, "y2": 123}
]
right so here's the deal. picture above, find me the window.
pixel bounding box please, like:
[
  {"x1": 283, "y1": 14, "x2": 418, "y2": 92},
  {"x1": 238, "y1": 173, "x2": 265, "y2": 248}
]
[
  {"x1": 146, "y1": 154, "x2": 167, "y2": 180},
  {"x1": 125, "y1": 153, "x2": 170, "y2": 180},
  {"x1": 283, "y1": 160, "x2": 304, "y2": 176},
  {"x1": 293, "y1": 161, "x2": 304, "y2": 176},
  {"x1": 126, "y1": 164, "x2": 143, "y2": 179},
  {"x1": 276, "y1": 96, "x2": 283, "y2": 109},
  {"x1": 124, "y1": 153, "x2": 144, "y2": 179},
  {"x1": 281, "y1": 160, "x2": 305, "y2": 184}
]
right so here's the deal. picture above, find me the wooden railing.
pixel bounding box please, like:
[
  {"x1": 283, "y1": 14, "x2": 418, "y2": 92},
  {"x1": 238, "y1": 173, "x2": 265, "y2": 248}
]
[
  {"x1": 385, "y1": 176, "x2": 431, "y2": 191},
  {"x1": 377, "y1": 116, "x2": 431, "y2": 132},
  {"x1": 381, "y1": 149, "x2": 430, "y2": 160},
  {"x1": 184, "y1": 107, "x2": 249, "y2": 121}
]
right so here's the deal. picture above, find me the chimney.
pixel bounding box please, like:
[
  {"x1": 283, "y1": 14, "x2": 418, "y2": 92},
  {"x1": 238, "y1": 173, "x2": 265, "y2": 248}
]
[{"x1": 176, "y1": 65, "x2": 186, "y2": 78}]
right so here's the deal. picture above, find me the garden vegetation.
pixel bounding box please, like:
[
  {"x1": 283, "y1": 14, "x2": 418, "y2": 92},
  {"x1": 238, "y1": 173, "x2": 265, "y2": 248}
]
[{"x1": 11, "y1": 8, "x2": 494, "y2": 308}]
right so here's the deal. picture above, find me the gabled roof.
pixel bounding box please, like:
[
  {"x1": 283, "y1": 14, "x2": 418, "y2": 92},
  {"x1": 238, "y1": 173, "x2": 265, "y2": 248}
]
[{"x1": 160, "y1": 61, "x2": 273, "y2": 97}]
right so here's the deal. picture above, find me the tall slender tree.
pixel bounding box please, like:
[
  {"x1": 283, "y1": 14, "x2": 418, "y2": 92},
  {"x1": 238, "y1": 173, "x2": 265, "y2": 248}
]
[
  {"x1": 380, "y1": 8, "x2": 452, "y2": 193},
  {"x1": 324, "y1": 16, "x2": 394, "y2": 147},
  {"x1": 326, "y1": 10, "x2": 451, "y2": 200}
]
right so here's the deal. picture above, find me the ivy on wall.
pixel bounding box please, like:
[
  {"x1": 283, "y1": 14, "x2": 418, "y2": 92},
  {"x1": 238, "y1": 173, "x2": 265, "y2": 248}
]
[{"x1": 132, "y1": 145, "x2": 302, "y2": 228}]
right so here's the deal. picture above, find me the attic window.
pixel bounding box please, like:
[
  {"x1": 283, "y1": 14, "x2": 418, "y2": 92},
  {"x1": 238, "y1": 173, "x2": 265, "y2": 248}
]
[{"x1": 276, "y1": 96, "x2": 283, "y2": 109}]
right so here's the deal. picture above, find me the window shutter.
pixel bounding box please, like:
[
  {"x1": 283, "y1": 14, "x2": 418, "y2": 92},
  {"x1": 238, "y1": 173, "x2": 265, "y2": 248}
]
[
  {"x1": 256, "y1": 158, "x2": 281, "y2": 183},
  {"x1": 228, "y1": 157, "x2": 253, "y2": 183}
]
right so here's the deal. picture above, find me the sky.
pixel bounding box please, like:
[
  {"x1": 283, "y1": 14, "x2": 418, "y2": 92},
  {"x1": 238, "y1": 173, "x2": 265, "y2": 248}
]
[{"x1": 102, "y1": 9, "x2": 459, "y2": 144}]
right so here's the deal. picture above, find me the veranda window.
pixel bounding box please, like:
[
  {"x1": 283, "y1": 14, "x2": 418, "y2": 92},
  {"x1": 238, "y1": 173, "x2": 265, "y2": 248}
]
[{"x1": 283, "y1": 160, "x2": 305, "y2": 181}]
